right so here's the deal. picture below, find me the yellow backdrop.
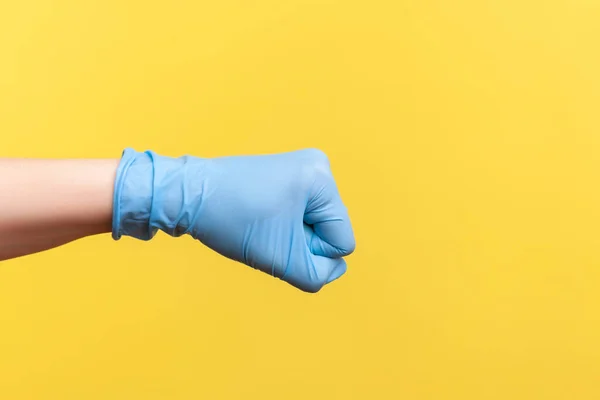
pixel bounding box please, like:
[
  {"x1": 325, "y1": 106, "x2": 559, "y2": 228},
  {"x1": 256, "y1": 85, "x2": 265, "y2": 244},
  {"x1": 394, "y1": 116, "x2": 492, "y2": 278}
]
[{"x1": 1, "y1": 1, "x2": 600, "y2": 399}]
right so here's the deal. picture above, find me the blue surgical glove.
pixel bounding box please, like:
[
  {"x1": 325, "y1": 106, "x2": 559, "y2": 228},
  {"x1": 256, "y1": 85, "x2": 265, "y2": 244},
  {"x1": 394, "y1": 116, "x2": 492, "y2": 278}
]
[{"x1": 112, "y1": 148, "x2": 355, "y2": 292}]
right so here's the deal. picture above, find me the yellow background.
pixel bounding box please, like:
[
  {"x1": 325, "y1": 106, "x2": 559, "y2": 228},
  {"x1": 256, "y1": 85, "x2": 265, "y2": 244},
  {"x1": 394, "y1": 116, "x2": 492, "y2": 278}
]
[{"x1": 1, "y1": 0, "x2": 600, "y2": 399}]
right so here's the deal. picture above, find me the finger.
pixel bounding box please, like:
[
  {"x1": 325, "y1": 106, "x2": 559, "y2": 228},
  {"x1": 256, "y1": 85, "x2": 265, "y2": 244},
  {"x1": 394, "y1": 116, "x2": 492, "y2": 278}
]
[
  {"x1": 324, "y1": 257, "x2": 347, "y2": 284},
  {"x1": 302, "y1": 253, "x2": 347, "y2": 292},
  {"x1": 282, "y1": 230, "x2": 348, "y2": 293},
  {"x1": 304, "y1": 180, "x2": 356, "y2": 258}
]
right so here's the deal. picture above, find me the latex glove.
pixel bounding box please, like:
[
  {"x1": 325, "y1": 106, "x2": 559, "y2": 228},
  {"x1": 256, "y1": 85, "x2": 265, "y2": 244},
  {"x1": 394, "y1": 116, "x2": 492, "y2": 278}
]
[{"x1": 112, "y1": 148, "x2": 355, "y2": 292}]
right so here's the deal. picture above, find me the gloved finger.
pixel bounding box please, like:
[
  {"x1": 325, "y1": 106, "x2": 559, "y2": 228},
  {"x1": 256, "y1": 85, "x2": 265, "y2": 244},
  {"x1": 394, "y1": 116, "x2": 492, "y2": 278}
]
[
  {"x1": 304, "y1": 253, "x2": 348, "y2": 292},
  {"x1": 321, "y1": 256, "x2": 347, "y2": 284},
  {"x1": 303, "y1": 180, "x2": 356, "y2": 258},
  {"x1": 281, "y1": 232, "x2": 348, "y2": 293}
]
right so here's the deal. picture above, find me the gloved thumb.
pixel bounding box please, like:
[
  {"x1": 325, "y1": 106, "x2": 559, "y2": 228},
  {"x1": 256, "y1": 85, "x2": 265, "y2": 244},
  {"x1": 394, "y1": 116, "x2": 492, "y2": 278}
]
[
  {"x1": 297, "y1": 223, "x2": 347, "y2": 290},
  {"x1": 297, "y1": 148, "x2": 355, "y2": 258},
  {"x1": 303, "y1": 184, "x2": 356, "y2": 258}
]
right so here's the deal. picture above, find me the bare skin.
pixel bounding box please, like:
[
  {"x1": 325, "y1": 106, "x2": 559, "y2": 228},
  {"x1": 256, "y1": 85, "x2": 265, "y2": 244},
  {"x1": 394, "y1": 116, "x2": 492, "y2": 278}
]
[{"x1": 0, "y1": 159, "x2": 118, "y2": 261}]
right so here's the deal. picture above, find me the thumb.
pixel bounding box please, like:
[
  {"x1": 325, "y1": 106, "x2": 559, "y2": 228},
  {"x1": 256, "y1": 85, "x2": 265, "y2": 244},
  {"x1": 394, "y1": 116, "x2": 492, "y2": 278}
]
[
  {"x1": 303, "y1": 175, "x2": 356, "y2": 258},
  {"x1": 285, "y1": 224, "x2": 347, "y2": 293},
  {"x1": 285, "y1": 251, "x2": 347, "y2": 293},
  {"x1": 304, "y1": 223, "x2": 347, "y2": 284}
]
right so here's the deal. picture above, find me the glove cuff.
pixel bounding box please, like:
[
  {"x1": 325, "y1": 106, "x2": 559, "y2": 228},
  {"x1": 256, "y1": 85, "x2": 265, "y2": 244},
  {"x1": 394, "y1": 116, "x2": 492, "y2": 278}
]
[{"x1": 112, "y1": 148, "x2": 155, "y2": 241}]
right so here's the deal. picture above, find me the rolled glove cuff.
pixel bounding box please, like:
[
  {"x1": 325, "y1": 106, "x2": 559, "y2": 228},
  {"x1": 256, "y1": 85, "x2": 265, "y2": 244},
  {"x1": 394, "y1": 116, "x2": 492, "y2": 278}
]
[{"x1": 112, "y1": 148, "x2": 155, "y2": 241}]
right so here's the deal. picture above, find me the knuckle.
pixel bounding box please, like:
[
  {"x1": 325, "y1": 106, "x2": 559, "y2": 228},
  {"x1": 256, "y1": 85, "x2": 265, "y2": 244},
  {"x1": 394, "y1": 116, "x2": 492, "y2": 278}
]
[
  {"x1": 298, "y1": 150, "x2": 333, "y2": 190},
  {"x1": 301, "y1": 149, "x2": 332, "y2": 180},
  {"x1": 303, "y1": 148, "x2": 330, "y2": 166}
]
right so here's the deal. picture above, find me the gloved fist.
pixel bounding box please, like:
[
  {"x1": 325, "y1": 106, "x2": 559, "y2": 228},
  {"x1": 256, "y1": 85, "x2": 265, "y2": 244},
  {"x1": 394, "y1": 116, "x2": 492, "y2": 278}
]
[{"x1": 112, "y1": 148, "x2": 355, "y2": 292}]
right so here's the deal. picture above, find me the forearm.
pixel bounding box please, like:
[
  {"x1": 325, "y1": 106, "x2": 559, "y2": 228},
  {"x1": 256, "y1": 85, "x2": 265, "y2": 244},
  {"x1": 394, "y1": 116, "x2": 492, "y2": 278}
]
[
  {"x1": 0, "y1": 148, "x2": 354, "y2": 292},
  {"x1": 0, "y1": 158, "x2": 118, "y2": 260}
]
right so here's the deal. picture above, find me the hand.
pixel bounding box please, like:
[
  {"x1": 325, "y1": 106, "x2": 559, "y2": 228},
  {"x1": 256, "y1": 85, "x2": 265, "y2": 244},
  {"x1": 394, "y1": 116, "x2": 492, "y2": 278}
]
[{"x1": 113, "y1": 148, "x2": 356, "y2": 292}]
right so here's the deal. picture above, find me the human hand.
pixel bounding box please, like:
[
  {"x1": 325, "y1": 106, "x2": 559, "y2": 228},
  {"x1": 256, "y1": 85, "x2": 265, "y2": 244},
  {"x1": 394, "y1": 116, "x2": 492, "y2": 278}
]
[{"x1": 113, "y1": 148, "x2": 355, "y2": 292}]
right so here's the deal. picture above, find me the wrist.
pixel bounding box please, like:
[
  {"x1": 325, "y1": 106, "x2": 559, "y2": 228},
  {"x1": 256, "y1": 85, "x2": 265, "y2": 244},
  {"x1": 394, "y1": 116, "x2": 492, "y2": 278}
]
[
  {"x1": 112, "y1": 149, "x2": 155, "y2": 240},
  {"x1": 112, "y1": 149, "x2": 196, "y2": 241}
]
